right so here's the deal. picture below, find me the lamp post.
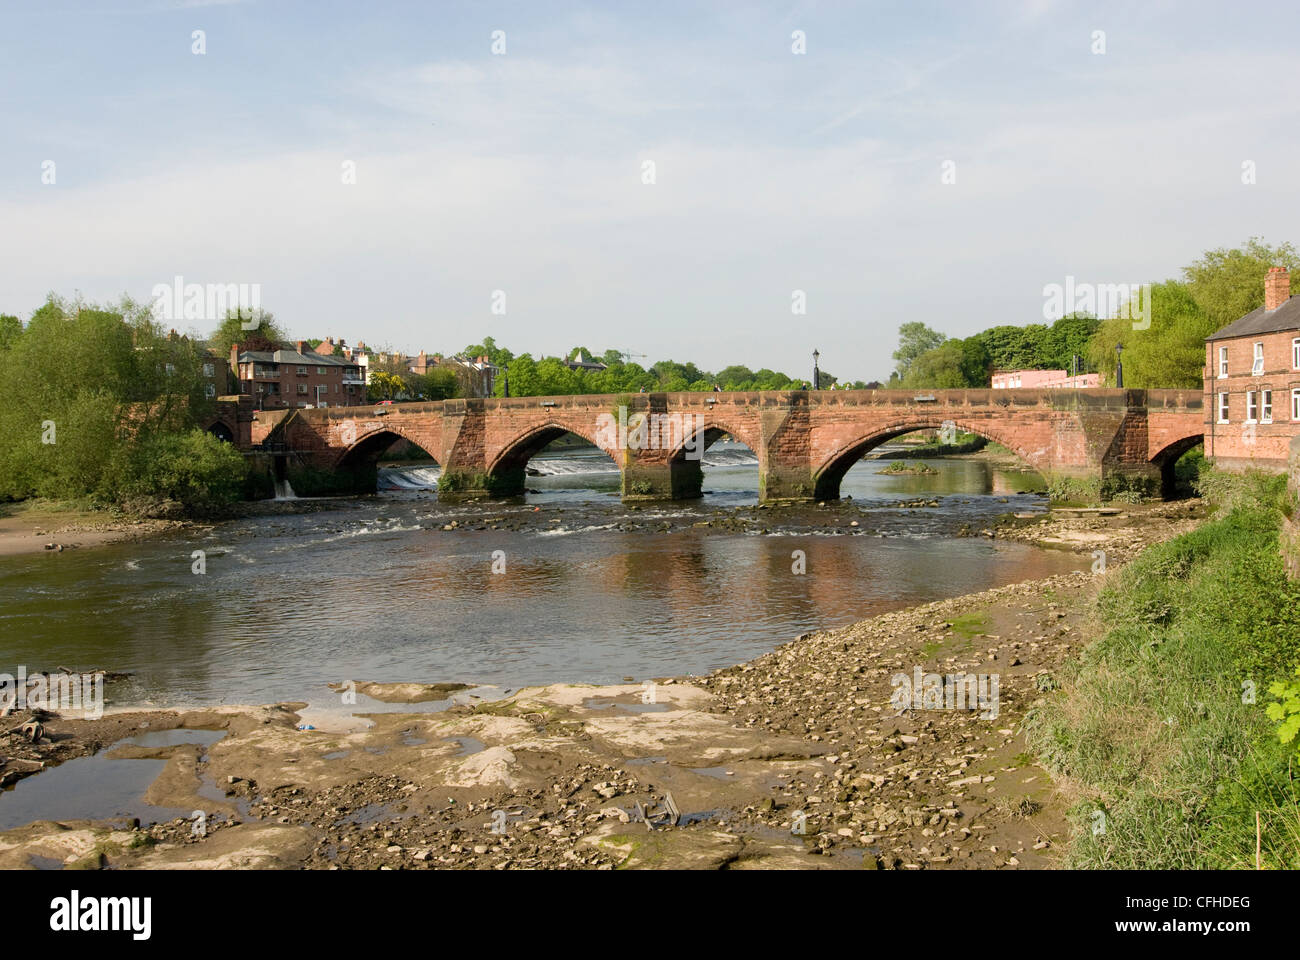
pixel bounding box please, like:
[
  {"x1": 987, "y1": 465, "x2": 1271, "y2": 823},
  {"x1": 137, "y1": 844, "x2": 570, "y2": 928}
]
[
  {"x1": 812, "y1": 349, "x2": 820, "y2": 391},
  {"x1": 503, "y1": 364, "x2": 509, "y2": 398},
  {"x1": 1115, "y1": 343, "x2": 1124, "y2": 389}
]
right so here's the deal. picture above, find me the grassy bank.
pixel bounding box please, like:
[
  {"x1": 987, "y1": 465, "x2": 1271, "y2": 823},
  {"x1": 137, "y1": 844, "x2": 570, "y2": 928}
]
[{"x1": 1026, "y1": 470, "x2": 1300, "y2": 868}]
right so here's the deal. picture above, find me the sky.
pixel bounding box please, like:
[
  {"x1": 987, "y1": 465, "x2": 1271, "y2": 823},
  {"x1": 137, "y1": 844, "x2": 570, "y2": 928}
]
[{"x1": 2, "y1": 0, "x2": 1298, "y2": 383}]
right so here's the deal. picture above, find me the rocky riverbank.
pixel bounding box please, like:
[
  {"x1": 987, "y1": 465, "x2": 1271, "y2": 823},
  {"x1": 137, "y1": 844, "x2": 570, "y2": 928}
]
[{"x1": 0, "y1": 502, "x2": 1202, "y2": 869}]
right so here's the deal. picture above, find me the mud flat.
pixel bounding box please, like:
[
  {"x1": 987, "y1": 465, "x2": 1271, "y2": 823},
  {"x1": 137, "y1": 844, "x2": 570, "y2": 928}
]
[{"x1": 0, "y1": 507, "x2": 1200, "y2": 869}]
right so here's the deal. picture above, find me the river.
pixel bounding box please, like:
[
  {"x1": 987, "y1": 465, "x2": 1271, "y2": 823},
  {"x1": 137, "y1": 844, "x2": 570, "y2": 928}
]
[{"x1": 0, "y1": 442, "x2": 1085, "y2": 715}]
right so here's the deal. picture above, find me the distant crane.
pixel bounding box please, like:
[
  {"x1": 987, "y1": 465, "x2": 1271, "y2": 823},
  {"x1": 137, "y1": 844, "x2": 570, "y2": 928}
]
[{"x1": 615, "y1": 349, "x2": 647, "y2": 364}]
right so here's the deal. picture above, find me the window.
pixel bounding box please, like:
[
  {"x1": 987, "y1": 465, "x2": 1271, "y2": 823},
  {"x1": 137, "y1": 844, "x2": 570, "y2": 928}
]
[
  {"x1": 297, "y1": 365, "x2": 307, "y2": 375},
  {"x1": 1246, "y1": 390, "x2": 1258, "y2": 422},
  {"x1": 205, "y1": 384, "x2": 216, "y2": 398},
  {"x1": 1262, "y1": 389, "x2": 1273, "y2": 423},
  {"x1": 1253, "y1": 342, "x2": 1264, "y2": 375},
  {"x1": 297, "y1": 383, "x2": 308, "y2": 395},
  {"x1": 317, "y1": 366, "x2": 328, "y2": 374},
  {"x1": 1293, "y1": 389, "x2": 1300, "y2": 421},
  {"x1": 203, "y1": 362, "x2": 215, "y2": 377},
  {"x1": 1293, "y1": 339, "x2": 1300, "y2": 370},
  {"x1": 1219, "y1": 392, "x2": 1230, "y2": 423},
  {"x1": 1219, "y1": 346, "x2": 1228, "y2": 378}
]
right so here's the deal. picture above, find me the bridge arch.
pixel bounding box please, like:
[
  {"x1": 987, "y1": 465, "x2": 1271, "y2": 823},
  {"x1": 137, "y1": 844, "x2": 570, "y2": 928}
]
[
  {"x1": 335, "y1": 424, "x2": 442, "y2": 470},
  {"x1": 811, "y1": 419, "x2": 1042, "y2": 501},
  {"x1": 486, "y1": 420, "x2": 620, "y2": 494},
  {"x1": 206, "y1": 419, "x2": 235, "y2": 443},
  {"x1": 655, "y1": 416, "x2": 762, "y2": 499},
  {"x1": 1150, "y1": 432, "x2": 1204, "y2": 498}
]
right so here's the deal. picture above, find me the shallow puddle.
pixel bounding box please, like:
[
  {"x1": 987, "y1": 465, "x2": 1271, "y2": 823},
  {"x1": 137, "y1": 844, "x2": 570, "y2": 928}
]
[{"x1": 0, "y1": 729, "x2": 228, "y2": 832}]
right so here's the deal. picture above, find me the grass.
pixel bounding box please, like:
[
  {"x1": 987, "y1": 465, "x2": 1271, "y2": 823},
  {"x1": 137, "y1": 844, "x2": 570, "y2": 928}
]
[{"x1": 1024, "y1": 470, "x2": 1300, "y2": 868}]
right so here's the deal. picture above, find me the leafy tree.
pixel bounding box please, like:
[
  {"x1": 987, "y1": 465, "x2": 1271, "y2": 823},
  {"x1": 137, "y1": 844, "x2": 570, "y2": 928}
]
[
  {"x1": 367, "y1": 371, "x2": 406, "y2": 401},
  {"x1": 208, "y1": 308, "x2": 286, "y2": 356},
  {"x1": 1087, "y1": 281, "x2": 1209, "y2": 388},
  {"x1": 0, "y1": 294, "x2": 237, "y2": 511},
  {"x1": 0, "y1": 314, "x2": 20, "y2": 350},
  {"x1": 1183, "y1": 238, "x2": 1300, "y2": 331},
  {"x1": 893, "y1": 322, "x2": 946, "y2": 378}
]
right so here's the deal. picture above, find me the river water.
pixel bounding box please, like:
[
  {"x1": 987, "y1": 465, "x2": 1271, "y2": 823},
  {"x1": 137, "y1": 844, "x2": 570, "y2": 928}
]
[{"x1": 0, "y1": 442, "x2": 1085, "y2": 714}]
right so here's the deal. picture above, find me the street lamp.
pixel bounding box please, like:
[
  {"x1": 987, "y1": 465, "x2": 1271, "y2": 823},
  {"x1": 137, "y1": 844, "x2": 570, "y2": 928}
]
[
  {"x1": 503, "y1": 364, "x2": 509, "y2": 398},
  {"x1": 1115, "y1": 343, "x2": 1124, "y2": 389},
  {"x1": 812, "y1": 349, "x2": 820, "y2": 391}
]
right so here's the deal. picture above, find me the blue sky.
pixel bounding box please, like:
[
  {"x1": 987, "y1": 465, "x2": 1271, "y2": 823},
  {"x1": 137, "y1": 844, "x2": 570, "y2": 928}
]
[{"x1": 2, "y1": 0, "x2": 1298, "y2": 381}]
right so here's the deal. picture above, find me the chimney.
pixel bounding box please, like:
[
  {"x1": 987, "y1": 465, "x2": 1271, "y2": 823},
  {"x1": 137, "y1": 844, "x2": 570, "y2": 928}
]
[
  {"x1": 297, "y1": 340, "x2": 310, "y2": 354},
  {"x1": 1266, "y1": 266, "x2": 1291, "y2": 311}
]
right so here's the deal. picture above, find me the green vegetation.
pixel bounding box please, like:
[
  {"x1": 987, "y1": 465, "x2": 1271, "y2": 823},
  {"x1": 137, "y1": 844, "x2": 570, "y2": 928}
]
[
  {"x1": 454, "y1": 337, "x2": 875, "y2": 398},
  {"x1": 897, "y1": 237, "x2": 1298, "y2": 390},
  {"x1": 877, "y1": 461, "x2": 938, "y2": 475},
  {"x1": 1026, "y1": 471, "x2": 1300, "y2": 868},
  {"x1": 0, "y1": 294, "x2": 247, "y2": 516}
]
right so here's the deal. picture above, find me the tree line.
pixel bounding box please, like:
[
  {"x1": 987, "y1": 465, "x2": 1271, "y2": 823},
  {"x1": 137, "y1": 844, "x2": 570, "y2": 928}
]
[{"x1": 893, "y1": 238, "x2": 1298, "y2": 390}]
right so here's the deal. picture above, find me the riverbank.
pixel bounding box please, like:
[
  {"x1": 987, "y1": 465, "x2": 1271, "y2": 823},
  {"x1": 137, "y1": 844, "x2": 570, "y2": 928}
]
[
  {"x1": 0, "y1": 502, "x2": 1202, "y2": 869},
  {"x1": 0, "y1": 502, "x2": 188, "y2": 557},
  {"x1": 0, "y1": 497, "x2": 374, "y2": 557}
]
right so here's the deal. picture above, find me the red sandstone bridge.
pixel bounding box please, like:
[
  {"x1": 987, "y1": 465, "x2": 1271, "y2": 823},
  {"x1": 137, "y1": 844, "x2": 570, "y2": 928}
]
[{"x1": 252, "y1": 388, "x2": 1204, "y2": 502}]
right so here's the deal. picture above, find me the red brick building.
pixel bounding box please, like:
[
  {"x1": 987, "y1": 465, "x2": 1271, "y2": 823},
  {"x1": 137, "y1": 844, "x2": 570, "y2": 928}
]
[
  {"x1": 232, "y1": 340, "x2": 367, "y2": 410},
  {"x1": 1204, "y1": 266, "x2": 1300, "y2": 469}
]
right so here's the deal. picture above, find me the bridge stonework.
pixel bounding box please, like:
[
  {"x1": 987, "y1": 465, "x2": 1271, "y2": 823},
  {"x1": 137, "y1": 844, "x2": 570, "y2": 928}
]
[{"x1": 266, "y1": 388, "x2": 1203, "y2": 502}]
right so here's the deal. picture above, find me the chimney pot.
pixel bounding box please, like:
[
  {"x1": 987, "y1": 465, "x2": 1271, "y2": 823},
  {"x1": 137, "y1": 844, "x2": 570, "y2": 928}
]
[
  {"x1": 1266, "y1": 266, "x2": 1291, "y2": 311},
  {"x1": 297, "y1": 340, "x2": 310, "y2": 354}
]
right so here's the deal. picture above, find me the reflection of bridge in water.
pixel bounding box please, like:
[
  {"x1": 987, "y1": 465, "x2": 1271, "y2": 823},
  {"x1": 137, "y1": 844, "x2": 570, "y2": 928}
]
[{"x1": 253, "y1": 388, "x2": 1203, "y2": 503}]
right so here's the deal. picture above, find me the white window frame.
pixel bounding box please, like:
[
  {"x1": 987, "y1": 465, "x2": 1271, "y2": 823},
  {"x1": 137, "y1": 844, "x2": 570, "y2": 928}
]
[
  {"x1": 1219, "y1": 345, "x2": 1229, "y2": 378},
  {"x1": 1262, "y1": 389, "x2": 1273, "y2": 424},
  {"x1": 1246, "y1": 390, "x2": 1258, "y2": 423},
  {"x1": 1292, "y1": 389, "x2": 1300, "y2": 421},
  {"x1": 1293, "y1": 339, "x2": 1300, "y2": 370},
  {"x1": 1253, "y1": 342, "x2": 1264, "y2": 376},
  {"x1": 1219, "y1": 392, "x2": 1230, "y2": 423},
  {"x1": 203, "y1": 362, "x2": 215, "y2": 377},
  {"x1": 204, "y1": 384, "x2": 216, "y2": 398}
]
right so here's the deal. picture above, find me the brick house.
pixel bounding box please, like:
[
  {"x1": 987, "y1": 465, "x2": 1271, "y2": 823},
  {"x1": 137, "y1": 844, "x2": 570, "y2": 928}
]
[
  {"x1": 231, "y1": 340, "x2": 367, "y2": 410},
  {"x1": 1203, "y1": 266, "x2": 1300, "y2": 469}
]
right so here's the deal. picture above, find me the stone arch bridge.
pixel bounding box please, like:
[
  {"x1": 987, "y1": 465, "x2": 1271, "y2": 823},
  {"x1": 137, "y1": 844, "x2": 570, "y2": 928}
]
[{"x1": 264, "y1": 388, "x2": 1203, "y2": 502}]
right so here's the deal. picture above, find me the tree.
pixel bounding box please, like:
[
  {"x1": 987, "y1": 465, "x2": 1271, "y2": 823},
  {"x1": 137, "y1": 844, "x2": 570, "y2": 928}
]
[
  {"x1": 208, "y1": 308, "x2": 286, "y2": 356},
  {"x1": 367, "y1": 371, "x2": 406, "y2": 402},
  {"x1": 1087, "y1": 281, "x2": 1209, "y2": 388},
  {"x1": 893, "y1": 322, "x2": 946, "y2": 379},
  {"x1": 0, "y1": 294, "x2": 239, "y2": 511},
  {"x1": 1183, "y1": 238, "x2": 1300, "y2": 331},
  {"x1": 0, "y1": 314, "x2": 20, "y2": 350},
  {"x1": 1042, "y1": 313, "x2": 1100, "y2": 371}
]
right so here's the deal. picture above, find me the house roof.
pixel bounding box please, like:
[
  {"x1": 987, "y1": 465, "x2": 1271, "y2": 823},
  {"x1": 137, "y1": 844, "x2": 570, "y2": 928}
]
[
  {"x1": 1206, "y1": 296, "x2": 1300, "y2": 342},
  {"x1": 238, "y1": 349, "x2": 358, "y2": 367}
]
